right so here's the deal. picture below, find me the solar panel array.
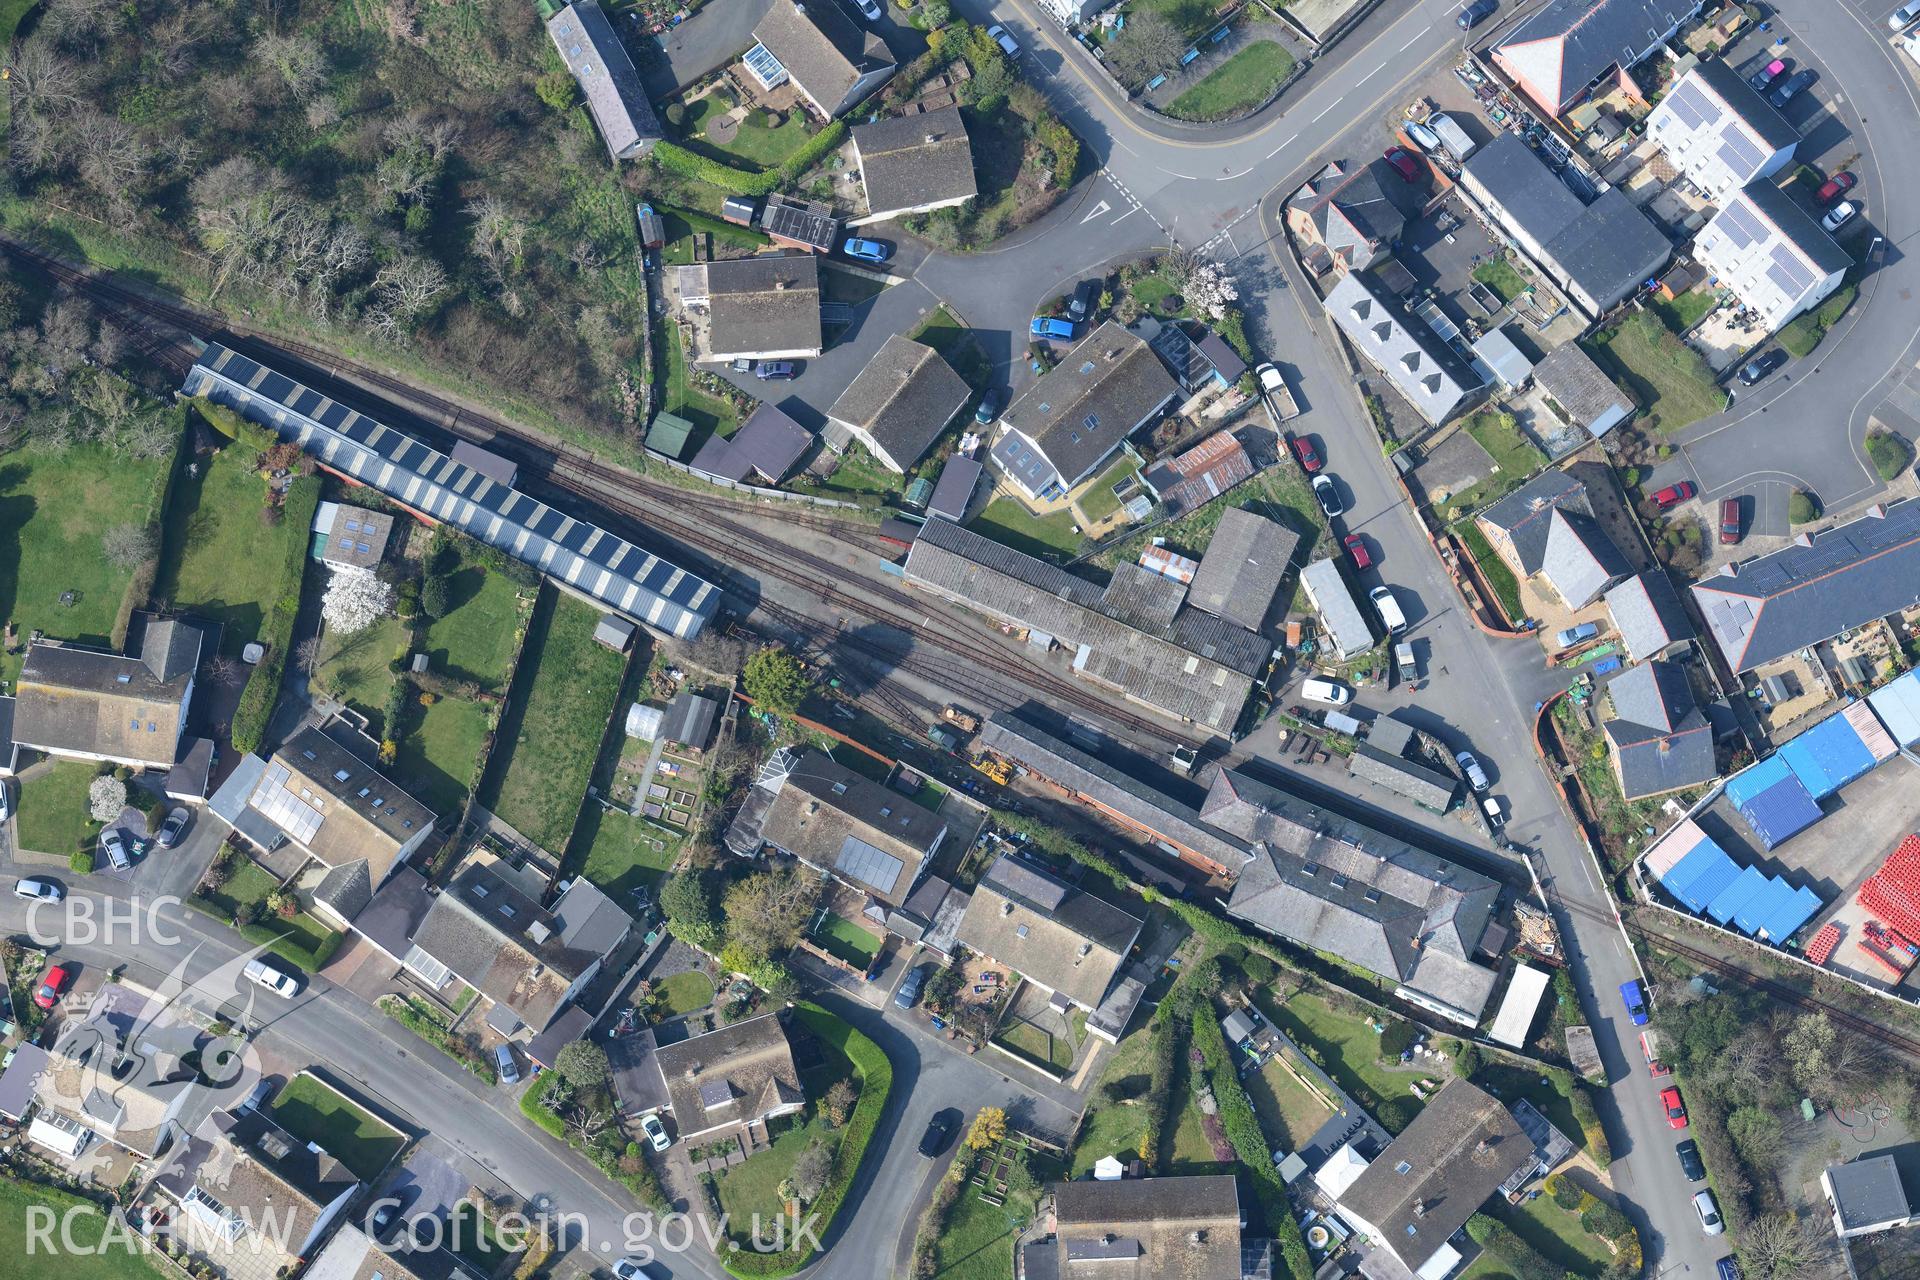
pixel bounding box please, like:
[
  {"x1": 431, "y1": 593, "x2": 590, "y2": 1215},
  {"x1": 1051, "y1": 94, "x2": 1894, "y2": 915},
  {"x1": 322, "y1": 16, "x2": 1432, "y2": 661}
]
[
  {"x1": 249, "y1": 762, "x2": 325, "y2": 845},
  {"x1": 1662, "y1": 79, "x2": 1711, "y2": 129},
  {"x1": 834, "y1": 834, "x2": 905, "y2": 896},
  {"x1": 1739, "y1": 501, "x2": 1920, "y2": 595},
  {"x1": 1767, "y1": 244, "x2": 1815, "y2": 298},
  {"x1": 183, "y1": 344, "x2": 718, "y2": 639},
  {"x1": 1716, "y1": 130, "x2": 1764, "y2": 177},
  {"x1": 1715, "y1": 197, "x2": 1763, "y2": 249}
]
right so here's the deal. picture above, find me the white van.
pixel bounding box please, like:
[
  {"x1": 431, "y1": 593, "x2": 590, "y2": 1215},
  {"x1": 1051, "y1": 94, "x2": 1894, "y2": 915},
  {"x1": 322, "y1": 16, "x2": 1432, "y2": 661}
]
[
  {"x1": 243, "y1": 957, "x2": 300, "y2": 999},
  {"x1": 1369, "y1": 586, "x2": 1408, "y2": 636},
  {"x1": 1301, "y1": 678, "x2": 1351, "y2": 706},
  {"x1": 1891, "y1": 0, "x2": 1920, "y2": 29}
]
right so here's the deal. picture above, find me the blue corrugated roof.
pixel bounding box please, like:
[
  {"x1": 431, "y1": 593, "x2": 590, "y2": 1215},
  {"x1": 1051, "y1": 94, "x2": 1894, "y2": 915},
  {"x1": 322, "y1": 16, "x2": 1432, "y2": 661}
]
[
  {"x1": 1707, "y1": 864, "x2": 1769, "y2": 926},
  {"x1": 1869, "y1": 670, "x2": 1920, "y2": 747},
  {"x1": 1734, "y1": 774, "x2": 1823, "y2": 849},
  {"x1": 1733, "y1": 874, "x2": 1792, "y2": 935},
  {"x1": 1662, "y1": 841, "x2": 1740, "y2": 912},
  {"x1": 1758, "y1": 884, "x2": 1821, "y2": 943},
  {"x1": 1724, "y1": 753, "x2": 1792, "y2": 807},
  {"x1": 1777, "y1": 711, "x2": 1879, "y2": 800}
]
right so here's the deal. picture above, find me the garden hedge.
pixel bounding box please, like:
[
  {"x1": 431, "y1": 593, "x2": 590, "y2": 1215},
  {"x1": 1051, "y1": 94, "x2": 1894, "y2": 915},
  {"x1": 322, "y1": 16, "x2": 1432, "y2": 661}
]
[
  {"x1": 1193, "y1": 1007, "x2": 1314, "y2": 1280},
  {"x1": 382, "y1": 995, "x2": 497, "y2": 1083},
  {"x1": 650, "y1": 121, "x2": 849, "y2": 200},
  {"x1": 231, "y1": 476, "x2": 320, "y2": 753},
  {"x1": 721, "y1": 1002, "x2": 893, "y2": 1278}
]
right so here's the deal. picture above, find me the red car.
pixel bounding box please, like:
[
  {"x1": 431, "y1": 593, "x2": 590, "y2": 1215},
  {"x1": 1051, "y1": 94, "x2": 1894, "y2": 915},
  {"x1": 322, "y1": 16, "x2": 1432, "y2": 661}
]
[
  {"x1": 34, "y1": 964, "x2": 71, "y2": 1010},
  {"x1": 1816, "y1": 171, "x2": 1857, "y2": 206},
  {"x1": 1289, "y1": 433, "x2": 1323, "y2": 473},
  {"x1": 1651, "y1": 481, "x2": 1696, "y2": 510},
  {"x1": 1384, "y1": 147, "x2": 1420, "y2": 183},
  {"x1": 1661, "y1": 1085, "x2": 1689, "y2": 1129},
  {"x1": 1719, "y1": 498, "x2": 1743, "y2": 545},
  {"x1": 1344, "y1": 534, "x2": 1373, "y2": 570}
]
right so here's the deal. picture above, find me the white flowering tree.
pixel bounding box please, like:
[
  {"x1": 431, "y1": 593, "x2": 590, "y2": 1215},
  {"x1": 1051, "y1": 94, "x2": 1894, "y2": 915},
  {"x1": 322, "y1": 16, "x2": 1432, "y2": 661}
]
[
  {"x1": 89, "y1": 776, "x2": 128, "y2": 823},
  {"x1": 322, "y1": 566, "x2": 394, "y2": 635},
  {"x1": 1186, "y1": 261, "x2": 1239, "y2": 322}
]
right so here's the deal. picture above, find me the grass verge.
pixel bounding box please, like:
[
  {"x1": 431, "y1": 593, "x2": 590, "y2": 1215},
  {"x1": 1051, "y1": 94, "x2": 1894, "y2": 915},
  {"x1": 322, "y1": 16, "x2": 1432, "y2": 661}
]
[{"x1": 1164, "y1": 41, "x2": 1296, "y2": 122}]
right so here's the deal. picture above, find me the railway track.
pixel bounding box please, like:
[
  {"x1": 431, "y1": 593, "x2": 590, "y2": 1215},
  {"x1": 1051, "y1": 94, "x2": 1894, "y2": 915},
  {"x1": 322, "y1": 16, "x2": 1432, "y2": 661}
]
[{"x1": 3, "y1": 237, "x2": 1192, "y2": 749}]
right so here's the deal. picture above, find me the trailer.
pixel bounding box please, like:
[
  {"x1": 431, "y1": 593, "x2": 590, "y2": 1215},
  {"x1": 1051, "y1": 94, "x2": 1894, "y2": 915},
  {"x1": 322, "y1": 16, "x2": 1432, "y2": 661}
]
[{"x1": 1640, "y1": 1029, "x2": 1671, "y2": 1077}]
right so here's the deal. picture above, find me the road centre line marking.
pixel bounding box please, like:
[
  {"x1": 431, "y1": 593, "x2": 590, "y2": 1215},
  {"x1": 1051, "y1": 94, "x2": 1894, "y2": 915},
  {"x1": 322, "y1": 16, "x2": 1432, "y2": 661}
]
[
  {"x1": 1400, "y1": 32, "x2": 1423, "y2": 50},
  {"x1": 1266, "y1": 133, "x2": 1297, "y2": 159},
  {"x1": 1355, "y1": 64, "x2": 1380, "y2": 85},
  {"x1": 1312, "y1": 97, "x2": 1344, "y2": 121}
]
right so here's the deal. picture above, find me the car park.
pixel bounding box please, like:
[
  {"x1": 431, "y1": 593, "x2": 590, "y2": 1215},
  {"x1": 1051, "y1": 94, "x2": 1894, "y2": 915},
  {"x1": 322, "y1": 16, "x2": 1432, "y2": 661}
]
[
  {"x1": 1768, "y1": 68, "x2": 1816, "y2": 109},
  {"x1": 1067, "y1": 279, "x2": 1100, "y2": 323},
  {"x1": 1694, "y1": 1189, "x2": 1725, "y2": 1235},
  {"x1": 1343, "y1": 534, "x2": 1372, "y2": 570},
  {"x1": 1619, "y1": 978, "x2": 1650, "y2": 1025},
  {"x1": 1456, "y1": 0, "x2": 1497, "y2": 28},
  {"x1": 1301, "y1": 678, "x2": 1351, "y2": 706},
  {"x1": 1289, "y1": 432, "x2": 1323, "y2": 473},
  {"x1": 1662, "y1": 1085, "x2": 1689, "y2": 1129},
  {"x1": 1311, "y1": 474, "x2": 1343, "y2": 518},
  {"x1": 1676, "y1": 1138, "x2": 1706, "y2": 1182},
  {"x1": 1822, "y1": 200, "x2": 1858, "y2": 233},
  {"x1": 13, "y1": 878, "x2": 62, "y2": 902},
  {"x1": 1383, "y1": 146, "x2": 1419, "y2": 182},
  {"x1": 244, "y1": 957, "x2": 301, "y2": 999},
  {"x1": 974, "y1": 388, "x2": 1003, "y2": 424},
  {"x1": 1030, "y1": 316, "x2": 1075, "y2": 341},
  {"x1": 1556, "y1": 621, "x2": 1600, "y2": 649},
  {"x1": 1651, "y1": 480, "x2": 1696, "y2": 510},
  {"x1": 1738, "y1": 350, "x2": 1785, "y2": 385},
  {"x1": 895, "y1": 964, "x2": 928, "y2": 1009},
  {"x1": 920, "y1": 1109, "x2": 959, "y2": 1156},
  {"x1": 1719, "y1": 498, "x2": 1743, "y2": 545},
  {"x1": 641, "y1": 1112, "x2": 671, "y2": 1152},
  {"x1": 987, "y1": 23, "x2": 1020, "y2": 56},
  {"x1": 1816, "y1": 170, "x2": 1857, "y2": 205},
  {"x1": 842, "y1": 237, "x2": 891, "y2": 263},
  {"x1": 1747, "y1": 58, "x2": 1787, "y2": 92},
  {"x1": 1369, "y1": 585, "x2": 1407, "y2": 636},
  {"x1": 754, "y1": 361, "x2": 797, "y2": 380},
  {"x1": 493, "y1": 1043, "x2": 521, "y2": 1085},
  {"x1": 34, "y1": 964, "x2": 71, "y2": 1010},
  {"x1": 100, "y1": 828, "x2": 131, "y2": 870},
  {"x1": 157, "y1": 806, "x2": 190, "y2": 848},
  {"x1": 1455, "y1": 751, "x2": 1490, "y2": 792}
]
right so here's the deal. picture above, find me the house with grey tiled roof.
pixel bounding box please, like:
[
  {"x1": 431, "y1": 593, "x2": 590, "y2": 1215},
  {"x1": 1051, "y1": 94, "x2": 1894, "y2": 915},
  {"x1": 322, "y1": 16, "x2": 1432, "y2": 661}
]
[
  {"x1": 1692, "y1": 498, "x2": 1920, "y2": 673},
  {"x1": 1604, "y1": 659, "x2": 1717, "y2": 799},
  {"x1": 1214, "y1": 769, "x2": 1498, "y2": 1025},
  {"x1": 748, "y1": 748, "x2": 947, "y2": 908},
  {"x1": 675, "y1": 255, "x2": 823, "y2": 362},
  {"x1": 956, "y1": 854, "x2": 1143, "y2": 1019},
  {"x1": 752, "y1": 0, "x2": 895, "y2": 119},
  {"x1": 1605, "y1": 571, "x2": 1694, "y2": 661},
  {"x1": 1286, "y1": 159, "x2": 1412, "y2": 273},
  {"x1": 991, "y1": 321, "x2": 1178, "y2": 501},
  {"x1": 827, "y1": 334, "x2": 972, "y2": 474},
  {"x1": 850, "y1": 108, "x2": 977, "y2": 225},
  {"x1": 1476, "y1": 469, "x2": 1629, "y2": 608},
  {"x1": 649, "y1": 1011, "x2": 804, "y2": 1145},
  {"x1": 1034, "y1": 1175, "x2": 1242, "y2": 1280},
  {"x1": 1322, "y1": 272, "x2": 1475, "y2": 427},
  {"x1": 546, "y1": 0, "x2": 661, "y2": 161},
  {"x1": 13, "y1": 622, "x2": 201, "y2": 770}
]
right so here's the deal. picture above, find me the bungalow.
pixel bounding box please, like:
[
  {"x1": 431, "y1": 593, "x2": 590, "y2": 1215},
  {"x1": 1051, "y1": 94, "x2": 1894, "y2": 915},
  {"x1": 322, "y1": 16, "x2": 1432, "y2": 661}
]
[
  {"x1": 546, "y1": 0, "x2": 661, "y2": 161},
  {"x1": 676, "y1": 255, "x2": 823, "y2": 362},
  {"x1": 648, "y1": 1011, "x2": 804, "y2": 1145},
  {"x1": 991, "y1": 321, "x2": 1178, "y2": 502},
  {"x1": 1031, "y1": 1175, "x2": 1242, "y2": 1280},
  {"x1": 850, "y1": 108, "x2": 977, "y2": 225},
  {"x1": 13, "y1": 621, "x2": 201, "y2": 771},
  {"x1": 826, "y1": 334, "x2": 972, "y2": 474}
]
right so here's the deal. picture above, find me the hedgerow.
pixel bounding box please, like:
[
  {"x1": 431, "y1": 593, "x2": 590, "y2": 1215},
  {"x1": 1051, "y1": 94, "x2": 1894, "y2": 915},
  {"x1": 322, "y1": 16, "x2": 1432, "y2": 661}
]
[{"x1": 1193, "y1": 1006, "x2": 1313, "y2": 1280}]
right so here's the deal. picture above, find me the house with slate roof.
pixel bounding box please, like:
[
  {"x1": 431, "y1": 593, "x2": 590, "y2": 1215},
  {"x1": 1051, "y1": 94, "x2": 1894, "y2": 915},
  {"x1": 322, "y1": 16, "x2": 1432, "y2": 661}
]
[
  {"x1": 689, "y1": 403, "x2": 813, "y2": 484},
  {"x1": 1215, "y1": 768, "x2": 1499, "y2": 1025},
  {"x1": 1475, "y1": 469, "x2": 1630, "y2": 609},
  {"x1": 1694, "y1": 180, "x2": 1851, "y2": 333},
  {"x1": 13, "y1": 622, "x2": 201, "y2": 770},
  {"x1": 676, "y1": 255, "x2": 824, "y2": 362},
  {"x1": 1035, "y1": 1174, "x2": 1242, "y2": 1280},
  {"x1": 1604, "y1": 660, "x2": 1717, "y2": 799},
  {"x1": 1691, "y1": 498, "x2": 1920, "y2": 674},
  {"x1": 752, "y1": 0, "x2": 896, "y2": 120},
  {"x1": 1605, "y1": 571, "x2": 1694, "y2": 661},
  {"x1": 748, "y1": 748, "x2": 946, "y2": 908},
  {"x1": 1286, "y1": 159, "x2": 1415, "y2": 274},
  {"x1": 1493, "y1": 0, "x2": 1705, "y2": 118},
  {"x1": 850, "y1": 108, "x2": 977, "y2": 225},
  {"x1": 648, "y1": 1011, "x2": 804, "y2": 1145},
  {"x1": 1646, "y1": 60, "x2": 1799, "y2": 200},
  {"x1": 827, "y1": 334, "x2": 972, "y2": 474},
  {"x1": 991, "y1": 322, "x2": 1178, "y2": 501},
  {"x1": 956, "y1": 854, "x2": 1144, "y2": 1021},
  {"x1": 1321, "y1": 272, "x2": 1475, "y2": 427},
  {"x1": 1460, "y1": 133, "x2": 1671, "y2": 316},
  {"x1": 546, "y1": 0, "x2": 661, "y2": 162}
]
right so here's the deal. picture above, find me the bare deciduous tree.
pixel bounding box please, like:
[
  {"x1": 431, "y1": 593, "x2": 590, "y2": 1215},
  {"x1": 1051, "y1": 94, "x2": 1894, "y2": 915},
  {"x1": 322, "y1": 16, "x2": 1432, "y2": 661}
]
[
  {"x1": 102, "y1": 523, "x2": 157, "y2": 570},
  {"x1": 206, "y1": 654, "x2": 243, "y2": 687},
  {"x1": 253, "y1": 32, "x2": 330, "y2": 103},
  {"x1": 4, "y1": 43, "x2": 88, "y2": 117},
  {"x1": 1740, "y1": 1213, "x2": 1841, "y2": 1280},
  {"x1": 789, "y1": 1141, "x2": 832, "y2": 1202},
  {"x1": 1104, "y1": 11, "x2": 1185, "y2": 91},
  {"x1": 41, "y1": 0, "x2": 120, "y2": 48},
  {"x1": 365, "y1": 255, "x2": 449, "y2": 337},
  {"x1": 465, "y1": 194, "x2": 529, "y2": 288},
  {"x1": 304, "y1": 95, "x2": 342, "y2": 131}
]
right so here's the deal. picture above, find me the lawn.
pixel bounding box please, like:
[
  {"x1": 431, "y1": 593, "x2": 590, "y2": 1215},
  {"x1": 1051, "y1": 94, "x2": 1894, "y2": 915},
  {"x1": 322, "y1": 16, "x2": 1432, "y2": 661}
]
[
  {"x1": 1496, "y1": 1192, "x2": 1614, "y2": 1276},
  {"x1": 1470, "y1": 257, "x2": 1529, "y2": 305},
  {"x1": 715, "y1": 1110, "x2": 845, "y2": 1241},
  {"x1": 929, "y1": 1146, "x2": 1060, "y2": 1280},
  {"x1": 908, "y1": 305, "x2": 991, "y2": 390},
  {"x1": 195, "y1": 859, "x2": 281, "y2": 920},
  {"x1": 1074, "y1": 455, "x2": 1140, "y2": 525},
  {"x1": 1457, "y1": 519, "x2": 1525, "y2": 624},
  {"x1": 1069, "y1": 1024, "x2": 1155, "y2": 1176},
  {"x1": 1464, "y1": 409, "x2": 1545, "y2": 484},
  {"x1": 1128, "y1": 271, "x2": 1181, "y2": 316},
  {"x1": 1095, "y1": 467, "x2": 1322, "y2": 605},
  {"x1": 679, "y1": 96, "x2": 815, "y2": 170},
  {"x1": 0, "y1": 1176, "x2": 171, "y2": 1280},
  {"x1": 154, "y1": 441, "x2": 307, "y2": 657},
  {"x1": 813, "y1": 913, "x2": 882, "y2": 970},
  {"x1": 661, "y1": 321, "x2": 740, "y2": 442},
  {"x1": 1123, "y1": 0, "x2": 1220, "y2": 39},
  {"x1": 1245, "y1": 1056, "x2": 1338, "y2": 1151},
  {"x1": 993, "y1": 1018, "x2": 1073, "y2": 1071},
  {"x1": 1650, "y1": 288, "x2": 1718, "y2": 335},
  {"x1": 15, "y1": 761, "x2": 103, "y2": 862},
  {"x1": 0, "y1": 443, "x2": 168, "y2": 681},
  {"x1": 312, "y1": 613, "x2": 409, "y2": 736},
  {"x1": 1585, "y1": 312, "x2": 1723, "y2": 434},
  {"x1": 396, "y1": 694, "x2": 490, "y2": 818},
  {"x1": 969, "y1": 495, "x2": 1083, "y2": 560},
  {"x1": 477, "y1": 588, "x2": 629, "y2": 852},
  {"x1": 1254, "y1": 990, "x2": 1423, "y2": 1133},
  {"x1": 655, "y1": 970, "x2": 714, "y2": 1016},
  {"x1": 657, "y1": 203, "x2": 770, "y2": 267},
  {"x1": 448, "y1": 1200, "x2": 518, "y2": 1275},
  {"x1": 194, "y1": 858, "x2": 343, "y2": 972},
  {"x1": 818, "y1": 444, "x2": 900, "y2": 501},
  {"x1": 269, "y1": 1074, "x2": 405, "y2": 1181},
  {"x1": 1165, "y1": 1049, "x2": 1233, "y2": 1174},
  {"x1": 567, "y1": 804, "x2": 682, "y2": 902},
  {"x1": 1473, "y1": 1062, "x2": 1589, "y2": 1159},
  {"x1": 1779, "y1": 282, "x2": 1859, "y2": 358},
  {"x1": 1165, "y1": 41, "x2": 1296, "y2": 122},
  {"x1": 423, "y1": 566, "x2": 525, "y2": 690}
]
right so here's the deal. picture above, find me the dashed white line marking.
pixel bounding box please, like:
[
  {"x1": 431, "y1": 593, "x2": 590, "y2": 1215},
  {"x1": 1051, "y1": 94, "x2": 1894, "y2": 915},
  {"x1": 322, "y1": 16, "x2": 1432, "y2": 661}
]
[
  {"x1": 1312, "y1": 97, "x2": 1344, "y2": 122},
  {"x1": 1355, "y1": 64, "x2": 1380, "y2": 85},
  {"x1": 1399, "y1": 32, "x2": 1423, "y2": 50},
  {"x1": 1265, "y1": 133, "x2": 1297, "y2": 159}
]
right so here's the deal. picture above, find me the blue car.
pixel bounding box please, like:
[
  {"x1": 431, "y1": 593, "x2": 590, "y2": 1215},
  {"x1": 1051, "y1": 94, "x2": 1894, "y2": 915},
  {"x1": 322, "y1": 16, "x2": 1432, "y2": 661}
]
[
  {"x1": 842, "y1": 237, "x2": 891, "y2": 263},
  {"x1": 1619, "y1": 979, "x2": 1650, "y2": 1026},
  {"x1": 1031, "y1": 316, "x2": 1076, "y2": 340}
]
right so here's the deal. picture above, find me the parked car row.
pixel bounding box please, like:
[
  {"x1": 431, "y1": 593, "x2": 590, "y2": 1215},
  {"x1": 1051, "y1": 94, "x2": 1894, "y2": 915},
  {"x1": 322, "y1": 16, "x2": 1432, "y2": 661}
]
[{"x1": 1620, "y1": 981, "x2": 1729, "y2": 1247}]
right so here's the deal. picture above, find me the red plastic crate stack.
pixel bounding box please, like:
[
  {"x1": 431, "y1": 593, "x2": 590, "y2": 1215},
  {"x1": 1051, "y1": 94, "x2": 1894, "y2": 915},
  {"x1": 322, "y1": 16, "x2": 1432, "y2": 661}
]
[
  {"x1": 1805, "y1": 923, "x2": 1842, "y2": 966},
  {"x1": 1859, "y1": 835, "x2": 1920, "y2": 943}
]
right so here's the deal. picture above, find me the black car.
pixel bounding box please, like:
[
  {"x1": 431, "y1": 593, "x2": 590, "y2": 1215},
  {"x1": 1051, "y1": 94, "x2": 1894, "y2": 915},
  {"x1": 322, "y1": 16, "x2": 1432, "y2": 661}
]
[
  {"x1": 1738, "y1": 349, "x2": 1785, "y2": 385},
  {"x1": 368, "y1": 1188, "x2": 414, "y2": 1240},
  {"x1": 1676, "y1": 1138, "x2": 1706, "y2": 1182},
  {"x1": 919, "y1": 1108, "x2": 960, "y2": 1157},
  {"x1": 1768, "y1": 68, "x2": 1817, "y2": 109},
  {"x1": 1067, "y1": 278, "x2": 1101, "y2": 323},
  {"x1": 1456, "y1": 0, "x2": 1497, "y2": 28}
]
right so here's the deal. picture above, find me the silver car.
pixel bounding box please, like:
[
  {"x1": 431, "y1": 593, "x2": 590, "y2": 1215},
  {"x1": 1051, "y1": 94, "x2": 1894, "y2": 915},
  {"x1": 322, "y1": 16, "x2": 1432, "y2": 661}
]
[{"x1": 13, "y1": 878, "x2": 63, "y2": 903}]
